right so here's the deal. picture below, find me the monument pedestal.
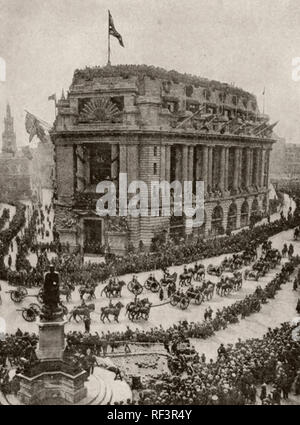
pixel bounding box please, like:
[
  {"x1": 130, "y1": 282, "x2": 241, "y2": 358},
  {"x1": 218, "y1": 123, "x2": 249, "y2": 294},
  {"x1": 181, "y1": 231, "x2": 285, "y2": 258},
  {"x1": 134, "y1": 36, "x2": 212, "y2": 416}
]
[
  {"x1": 17, "y1": 319, "x2": 87, "y2": 404},
  {"x1": 37, "y1": 320, "x2": 65, "y2": 361}
]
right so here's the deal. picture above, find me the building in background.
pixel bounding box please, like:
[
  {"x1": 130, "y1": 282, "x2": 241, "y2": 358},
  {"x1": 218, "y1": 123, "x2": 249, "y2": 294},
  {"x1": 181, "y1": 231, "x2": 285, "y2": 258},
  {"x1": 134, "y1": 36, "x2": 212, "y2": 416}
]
[
  {"x1": 284, "y1": 143, "x2": 300, "y2": 179},
  {"x1": 269, "y1": 137, "x2": 300, "y2": 180},
  {"x1": 0, "y1": 104, "x2": 32, "y2": 202},
  {"x1": 269, "y1": 134, "x2": 286, "y2": 179},
  {"x1": 0, "y1": 104, "x2": 54, "y2": 204},
  {"x1": 51, "y1": 65, "x2": 275, "y2": 255}
]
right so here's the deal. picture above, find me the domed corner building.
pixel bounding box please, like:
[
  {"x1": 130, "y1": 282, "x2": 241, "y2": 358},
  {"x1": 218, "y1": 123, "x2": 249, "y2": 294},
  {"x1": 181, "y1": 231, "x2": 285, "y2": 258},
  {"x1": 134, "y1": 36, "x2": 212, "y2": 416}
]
[{"x1": 50, "y1": 64, "x2": 276, "y2": 255}]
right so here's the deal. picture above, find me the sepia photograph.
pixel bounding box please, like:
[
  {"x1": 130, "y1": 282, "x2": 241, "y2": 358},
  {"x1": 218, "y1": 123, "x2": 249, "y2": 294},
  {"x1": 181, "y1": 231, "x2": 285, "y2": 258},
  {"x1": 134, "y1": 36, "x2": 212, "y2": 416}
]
[{"x1": 0, "y1": 0, "x2": 299, "y2": 414}]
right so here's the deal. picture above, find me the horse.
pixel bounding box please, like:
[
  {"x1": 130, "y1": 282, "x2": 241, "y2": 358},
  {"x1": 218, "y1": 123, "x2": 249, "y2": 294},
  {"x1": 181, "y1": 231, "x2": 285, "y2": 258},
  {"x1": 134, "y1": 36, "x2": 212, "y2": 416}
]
[
  {"x1": 79, "y1": 283, "x2": 97, "y2": 300},
  {"x1": 100, "y1": 301, "x2": 124, "y2": 323},
  {"x1": 60, "y1": 282, "x2": 75, "y2": 302},
  {"x1": 68, "y1": 303, "x2": 95, "y2": 322},
  {"x1": 179, "y1": 271, "x2": 193, "y2": 286},
  {"x1": 126, "y1": 298, "x2": 151, "y2": 321},
  {"x1": 202, "y1": 281, "x2": 215, "y2": 300},
  {"x1": 101, "y1": 280, "x2": 126, "y2": 298}
]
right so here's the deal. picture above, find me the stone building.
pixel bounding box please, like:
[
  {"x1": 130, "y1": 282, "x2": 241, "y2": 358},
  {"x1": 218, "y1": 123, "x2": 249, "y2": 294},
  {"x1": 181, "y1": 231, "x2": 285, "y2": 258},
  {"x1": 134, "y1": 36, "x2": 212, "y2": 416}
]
[
  {"x1": 0, "y1": 104, "x2": 32, "y2": 202},
  {"x1": 51, "y1": 65, "x2": 275, "y2": 254},
  {"x1": 284, "y1": 143, "x2": 300, "y2": 178}
]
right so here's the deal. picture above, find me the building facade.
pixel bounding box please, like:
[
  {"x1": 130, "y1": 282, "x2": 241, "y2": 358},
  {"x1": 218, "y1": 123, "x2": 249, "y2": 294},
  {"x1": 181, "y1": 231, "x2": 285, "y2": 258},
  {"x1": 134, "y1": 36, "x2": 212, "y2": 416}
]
[
  {"x1": 284, "y1": 143, "x2": 300, "y2": 178},
  {"x1": 0, "y1": 104, "x2": 32, "y2": 202},
  {"x1": 51, "y1": 65, "x2": 275, "y2": 254}
]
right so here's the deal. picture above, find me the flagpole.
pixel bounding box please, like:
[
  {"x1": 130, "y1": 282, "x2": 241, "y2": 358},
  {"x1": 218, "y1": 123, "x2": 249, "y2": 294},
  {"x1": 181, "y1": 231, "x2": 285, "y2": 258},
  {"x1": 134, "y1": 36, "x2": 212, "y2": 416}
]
[
  {"x1": 263, "y1": 87, "x2": 265, "y2": 114},
  {"x1": 107, "y1": 10, "x2": 111, "y2": 66}
]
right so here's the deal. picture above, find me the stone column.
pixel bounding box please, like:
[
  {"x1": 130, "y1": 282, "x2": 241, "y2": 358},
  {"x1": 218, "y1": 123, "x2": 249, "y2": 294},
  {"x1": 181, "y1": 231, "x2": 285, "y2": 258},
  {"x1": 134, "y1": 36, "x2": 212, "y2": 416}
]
[
  {"x1": 260, "y1": 149, "x2": 266, "y2": 187},
  {"x1": 224, "y1": 147, "x2": 229, "y2": 192},
  {"x1": 238, "y1": 148, "x2": 243, "y2": 190},
  {"x1": 245, "y1": 148, "x2": 251, "y2": 188},
  {"x1": 255, "y1": 149, "x2": 260, "y2": 187},
  {"x1": 111, "y1": 144, "x2": 119, "y2": 180},
  {"x1": 188, "y1": 146, "x2": 194, "y2": 182},
  {"x1": 202, "y1": 145, "x2": 208, "y2": 194},
  {"x1": 160, "y1": 145, "x2": 166, "y2": 181},
  {"x1": 219, "y1": 146, "x2": 226, "y2": 193},
  {"x1": 233, "y1": 147, "x2": 240, "y2": 191},
  {"x1": 182, "y1": 145, "x2": 189, "y2": 183},
  {"x1": 195, "y1": 146, "x2": 202, "y2": 181},
  {"x1": 207, "y1": 146, "x2": 213, "y2": 192},
  {"x1": 175, "y1": 146, "x2": 182, "y2": 181},
  {"x1": 165, "y1": 145, "x2": 171, "y2": 182},
  {"x1": 249, "y1": 149, "x2": 253, "y2": 186},
  {"x1": 265, "y1": 150, "x2": 270, "y2": 188}
]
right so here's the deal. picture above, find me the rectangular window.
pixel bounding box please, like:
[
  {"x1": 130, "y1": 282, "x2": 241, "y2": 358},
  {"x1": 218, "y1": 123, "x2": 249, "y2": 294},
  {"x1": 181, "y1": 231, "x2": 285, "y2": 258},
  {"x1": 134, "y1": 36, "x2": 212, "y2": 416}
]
[
  {"x1": 153, "y1": 163, "x2": 157, "y2": 175},
  {"x1": 154, "y1": 146, "x2": 157, "y2": 156}
]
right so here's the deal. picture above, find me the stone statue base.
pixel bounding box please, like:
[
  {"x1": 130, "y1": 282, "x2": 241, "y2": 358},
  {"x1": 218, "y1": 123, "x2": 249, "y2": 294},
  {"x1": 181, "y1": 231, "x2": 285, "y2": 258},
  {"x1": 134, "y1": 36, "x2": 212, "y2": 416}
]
[
  {"x1": 37, "y1": 320, "x2": 65, "y2": 361},
  {"x1": 17, "y1": 319, "x2": 87, "y2": 404},
  {"x1": 17, "y1": 365, "x2": 87, "y2": 404}
]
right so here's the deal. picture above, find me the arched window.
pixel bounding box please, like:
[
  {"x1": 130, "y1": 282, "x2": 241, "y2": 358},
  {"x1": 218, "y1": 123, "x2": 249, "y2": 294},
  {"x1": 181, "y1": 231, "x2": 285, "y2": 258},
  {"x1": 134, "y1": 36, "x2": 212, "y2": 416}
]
[
  {"x1": 211, "y1": 205, "x2": 224, "y2": 236},
  {"x1": 227, "y1": 203, "x2": 237, "y2": 231},
  {"x1": 251, "y1": 198, "x2": 259, "y2": 213},
  {"x1": 240, "y1": 200, "x2": 249, "y2": 227}
]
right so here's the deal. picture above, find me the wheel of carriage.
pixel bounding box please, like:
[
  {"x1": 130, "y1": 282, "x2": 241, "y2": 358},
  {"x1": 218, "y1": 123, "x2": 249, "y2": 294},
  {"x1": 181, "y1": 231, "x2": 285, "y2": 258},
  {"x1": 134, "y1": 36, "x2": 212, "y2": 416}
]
[
  {"x1": 144, "y1": 280, "x2": 151, "y2": 290},
  {"x1": 10, "y1": 290, "x2": 24, "y2": 303},
  {"x1": 150, "y1": 282, "x2": 160, "y2": 293},
  {"x1": 28, "y1": 303, "x2": 41, "y2": 315},
  {"x1": 180, "y1": 297, "x2": 190, "y2": 310},
  {"x1": 170, "y1": 295, "x2": 178, "y2": 306},
  {"x1": 22, "y1": 308, "x2": 36, "y2": 322},
  {"x1": 127, "y1": 281, "x2": 134, "y2": 292}
]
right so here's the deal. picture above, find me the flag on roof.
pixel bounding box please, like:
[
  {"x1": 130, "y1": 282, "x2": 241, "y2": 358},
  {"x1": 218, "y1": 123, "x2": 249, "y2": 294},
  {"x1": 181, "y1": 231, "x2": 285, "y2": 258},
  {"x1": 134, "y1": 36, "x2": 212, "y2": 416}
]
[{"x1": 109, "y1": 10, "x2": 124, "y2": 47}]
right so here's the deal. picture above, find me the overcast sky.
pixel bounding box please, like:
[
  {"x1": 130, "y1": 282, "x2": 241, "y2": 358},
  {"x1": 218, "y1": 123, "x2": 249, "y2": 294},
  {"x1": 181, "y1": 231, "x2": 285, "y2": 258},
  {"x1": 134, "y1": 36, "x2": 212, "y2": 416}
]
[{"x1": 0, "y1": 0, "x2": 300, "y2": 146}]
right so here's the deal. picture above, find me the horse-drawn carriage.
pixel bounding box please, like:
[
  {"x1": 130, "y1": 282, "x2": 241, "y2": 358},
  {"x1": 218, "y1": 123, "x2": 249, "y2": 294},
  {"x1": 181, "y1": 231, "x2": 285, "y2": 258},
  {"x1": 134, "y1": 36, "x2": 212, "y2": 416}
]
[
  {"x1": 18, "y1": 302, "x2": 68, "y2": 322},
  {"x1": 252, "y1": 259, "x2": 269, "y2": 277},
  {"x1": 144, "y1": 276, "x2": 161, "y2": 293},
  {"x1": 17, "y1": 303, "x2": 41, "y2": 322},
  {"x1": 207, "y1": 264, "x2": 223, "y2": 277},
  {"x1": 126, "y1": 298, "x2": 152, "y2": 321},
  {"x1": 127, "y1": 277, "x2": 143, "y2": 295},
  {"x1": 185, "y1": 286, "x2": 204, "y2": 305},
  {"x1": 243, "y1": 269, "x2": 260, "y2": 281},
  {"x1": 170, "y1": 291, "x2": 190, "y2": 310},
  {"x1": 264, "y1": 249, "x2": 282, "y2": 268},
  {"x1": 216, "y1": 272, "x2": 243, "y2": 296},
  {"x1": 221, "y1": 255, "x2": 243, "y2": 272},
  {"x1": 160, "y1": 272, "x2": 177, "y2": 287},
  {"x1": 6, "y1": 286, "x2": 28, "y2": 303}
]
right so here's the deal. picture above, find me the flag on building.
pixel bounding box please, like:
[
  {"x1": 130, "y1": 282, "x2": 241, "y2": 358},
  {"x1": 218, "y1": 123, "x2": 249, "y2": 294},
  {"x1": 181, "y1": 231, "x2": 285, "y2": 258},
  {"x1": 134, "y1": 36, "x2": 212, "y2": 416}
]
[
  {"x1": 109, "y1": 10, "x2": 124, "y2": 47},
  {"x1": 48, "y1": 93, "x2": 56, "y2": 102},
  {"x1": 25, "y1": 111, "x2": 48, "y2": 143}
]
